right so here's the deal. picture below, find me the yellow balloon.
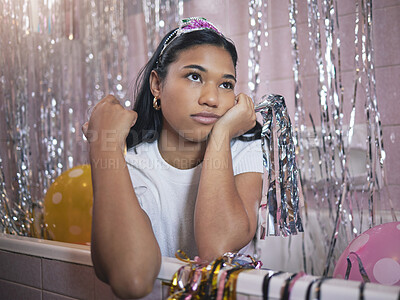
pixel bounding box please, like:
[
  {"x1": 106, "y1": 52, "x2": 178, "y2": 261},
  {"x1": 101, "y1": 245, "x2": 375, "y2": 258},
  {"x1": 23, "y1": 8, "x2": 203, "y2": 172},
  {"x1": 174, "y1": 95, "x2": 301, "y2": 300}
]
[{"x1": 44, "y1": 165, "x2": 93, "y2": 245}]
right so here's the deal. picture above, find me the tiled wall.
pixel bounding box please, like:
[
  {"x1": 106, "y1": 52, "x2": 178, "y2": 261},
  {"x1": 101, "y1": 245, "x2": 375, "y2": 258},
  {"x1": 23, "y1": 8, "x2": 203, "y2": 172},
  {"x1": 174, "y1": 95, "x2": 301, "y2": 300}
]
[
  {"x1": 127, "y1": 1, "x2": 400, "y2": 211},
  {"x1": 0, "y1": 250, "x2": 168, "y2": 300},
  {"x1": 181, "y1": 0, "x2": 400, "y2": 209},
  {"x1": 0, "y1": 249, "x2": 262, "y2": 300}
]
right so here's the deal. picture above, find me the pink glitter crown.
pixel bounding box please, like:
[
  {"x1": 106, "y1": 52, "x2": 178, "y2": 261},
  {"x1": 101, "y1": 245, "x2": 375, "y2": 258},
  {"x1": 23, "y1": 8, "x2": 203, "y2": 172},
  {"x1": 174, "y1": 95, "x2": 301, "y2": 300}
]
[{"x1": 159, "y1": 17, "x2": 224, "y2": 57}]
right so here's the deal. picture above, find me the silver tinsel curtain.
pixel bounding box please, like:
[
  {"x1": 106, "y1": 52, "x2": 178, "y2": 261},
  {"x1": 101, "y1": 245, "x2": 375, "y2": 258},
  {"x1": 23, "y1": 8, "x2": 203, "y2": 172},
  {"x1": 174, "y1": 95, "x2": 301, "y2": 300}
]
[
  {"x1": 0, "y1": 0, "x2": 129, "y2": 236},
  {"x1": 0, "y1": 0, "x2": 395, "y2": 277}
]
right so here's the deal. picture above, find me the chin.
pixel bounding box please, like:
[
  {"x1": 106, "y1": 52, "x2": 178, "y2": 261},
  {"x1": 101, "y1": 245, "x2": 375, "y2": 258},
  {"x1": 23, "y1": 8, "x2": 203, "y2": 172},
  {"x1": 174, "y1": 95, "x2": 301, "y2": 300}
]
[{"x1": 180, "y1": 130, "x2": 211, "y2": 143}]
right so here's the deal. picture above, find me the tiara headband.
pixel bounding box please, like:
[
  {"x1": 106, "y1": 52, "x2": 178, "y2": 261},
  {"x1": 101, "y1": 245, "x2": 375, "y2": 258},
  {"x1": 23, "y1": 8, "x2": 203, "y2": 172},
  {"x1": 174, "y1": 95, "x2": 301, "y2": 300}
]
[{"x1": 158, "y1": 17, "x2": 224, "y2": 58}]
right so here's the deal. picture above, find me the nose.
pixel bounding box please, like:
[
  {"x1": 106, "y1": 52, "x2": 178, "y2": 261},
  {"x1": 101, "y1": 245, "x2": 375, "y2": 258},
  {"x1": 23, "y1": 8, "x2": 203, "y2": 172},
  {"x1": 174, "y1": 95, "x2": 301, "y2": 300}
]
[{"x1": 198, "y1": 83, "x2": 219, "y2": 107}]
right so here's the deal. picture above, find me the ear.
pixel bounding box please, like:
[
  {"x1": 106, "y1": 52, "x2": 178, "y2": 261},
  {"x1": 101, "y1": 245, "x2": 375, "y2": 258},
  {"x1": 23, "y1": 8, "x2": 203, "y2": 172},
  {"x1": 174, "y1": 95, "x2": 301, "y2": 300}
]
[{"x1": 149, "y1": 70, "x2": 162, "y2": 98}]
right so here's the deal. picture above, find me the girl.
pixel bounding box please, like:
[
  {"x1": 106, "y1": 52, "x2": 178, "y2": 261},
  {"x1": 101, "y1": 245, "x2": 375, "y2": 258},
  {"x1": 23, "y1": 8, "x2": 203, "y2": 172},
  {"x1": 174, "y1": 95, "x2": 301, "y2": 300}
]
[{"x1": 83, "y1": 17, "x2": 263, "y2": 299}]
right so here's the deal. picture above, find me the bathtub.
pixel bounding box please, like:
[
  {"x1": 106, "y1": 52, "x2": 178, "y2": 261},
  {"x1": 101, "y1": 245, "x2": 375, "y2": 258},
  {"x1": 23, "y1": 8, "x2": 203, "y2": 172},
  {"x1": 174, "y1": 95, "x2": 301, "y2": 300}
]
[{"x1": 0, "y1": 233, "x2": 399, "y2": 299}]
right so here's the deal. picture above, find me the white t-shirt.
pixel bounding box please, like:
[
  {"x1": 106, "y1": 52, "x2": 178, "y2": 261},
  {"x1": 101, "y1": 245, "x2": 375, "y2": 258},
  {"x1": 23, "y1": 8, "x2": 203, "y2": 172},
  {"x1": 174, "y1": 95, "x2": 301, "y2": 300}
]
[{"x1": 125, "y1": 138, "x2": 263, "y2": 258}]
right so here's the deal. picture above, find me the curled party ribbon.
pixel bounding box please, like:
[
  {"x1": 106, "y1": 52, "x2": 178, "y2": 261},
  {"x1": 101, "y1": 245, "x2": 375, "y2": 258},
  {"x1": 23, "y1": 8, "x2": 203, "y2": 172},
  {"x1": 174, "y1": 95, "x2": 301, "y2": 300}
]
[
  {"x1": 168, "y1": 251, "x2": 262, "y2": 300},
  {"x1": 255, "y1": 94, "x2": 304, "y2": 237}
]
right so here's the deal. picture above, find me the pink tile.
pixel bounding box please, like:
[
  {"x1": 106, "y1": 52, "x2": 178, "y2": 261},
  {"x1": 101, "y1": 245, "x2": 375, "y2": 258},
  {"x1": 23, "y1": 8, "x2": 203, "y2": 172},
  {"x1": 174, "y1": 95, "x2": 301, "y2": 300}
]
[
  {"x1": 43, "y1": 291, "x2": 77, "y2": 300},
  {"x1": 296, "y1": 22, "x2": 317, "y2": 78},
  {"x1": 94, "y1": 277, "x2": 117, "y2": 300},
  {"x1": 373, "y1": 0, "x2": 400, "y2": 9},
  {"x1": 227, "y1": 0, "x2": 250, "y2": 36},
  {"x1": 337, "y1": 0, "x2": 356, "y2": 16},
  {"x1": 340, "y1": 70, "x2": 368, "y2": 126},
  {"x1": 375, "y1": 184, "x2": 400, "y2": 213},
  {"x1": 373, "y1": 6, "x2": 400, "y2": 67},
  {"x1": 0, "y1": 250, "x2": 41, "y2": 288},
  {"x1": 128, "y1": 54, "x2": 148, "y2": 86},
  {"x1": 183, "y1": 0, "x2": 191, "y2": 16},
  {"x1": 0, "y1": 279, "x2": 41, "y2": 300},
  {"x1": 293, "y1": 0, "x2": 309, "y2": 25},
  {"x1": 375, "y1": 65, "x2": 400, "y2": 126},
  {"x1": 94, "y1": 276, "x2": 163, "y2": 300},
  {"x1": 269, "y1": 0, "x2": 290, "y2": 29},
  {"x1": 385, "y1": 185, "x2": 400, "y2": 211},
  {"x1": 337, "y1": 13, "x2": 357, "y2": 73},
  {"x1": 127, "y1": 13, "x2": 148, "y2": 57},
  {"x1": 231, "y1": 33, "x2": 250, "y2": 85},
  {"x1": 265, "y1": 78, "x2": 296, "y2": 119},
  {"x1": 382, "y1": 125, "x2": 400, "y2": 185},
  {"x1": 235, "y1": 82, "x2": 251, "y2": 97},
  {"x1": 42, "y1": 258, "x2": 94, "y2": 299},
  {"x1": 184, "y1": 0, "x2": 228, "y2": 34},
  {"x1": 261, "y1": 26, "x2": 294, "y2": 81}
]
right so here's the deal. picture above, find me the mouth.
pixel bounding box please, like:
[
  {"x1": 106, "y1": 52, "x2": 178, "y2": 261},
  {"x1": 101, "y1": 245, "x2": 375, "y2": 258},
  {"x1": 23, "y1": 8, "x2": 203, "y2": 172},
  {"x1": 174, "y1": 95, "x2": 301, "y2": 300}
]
[{"x1": 190, "y1": 112, "x2": 221, "y2": 125}]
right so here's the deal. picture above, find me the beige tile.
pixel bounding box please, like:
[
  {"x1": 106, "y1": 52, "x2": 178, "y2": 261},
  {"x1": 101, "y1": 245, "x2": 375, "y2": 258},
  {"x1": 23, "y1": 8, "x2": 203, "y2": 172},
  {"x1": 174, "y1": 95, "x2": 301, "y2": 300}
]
[
  {"x1": 42, "y1": 258, "x2": 94, "y2": 299},
  {"x1": 0, "y1": 250, "x2": 41, "y2": 288},
  {"x1": 0, "y1": 279, "x2": 42, "y2": 300}
]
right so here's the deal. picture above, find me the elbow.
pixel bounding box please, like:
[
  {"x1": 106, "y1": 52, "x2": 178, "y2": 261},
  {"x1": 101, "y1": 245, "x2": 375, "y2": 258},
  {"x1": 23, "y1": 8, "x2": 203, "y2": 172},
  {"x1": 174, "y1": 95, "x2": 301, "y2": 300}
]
[
  {"x1": 108, "y1": 273, "x2": 155, "y2": 299},
  {"x1": 197, "y1": 222, "x2": 255, "y2": 262},
  {"x1": 92, "y1": 257, "x2": 161, "y2": 299}
]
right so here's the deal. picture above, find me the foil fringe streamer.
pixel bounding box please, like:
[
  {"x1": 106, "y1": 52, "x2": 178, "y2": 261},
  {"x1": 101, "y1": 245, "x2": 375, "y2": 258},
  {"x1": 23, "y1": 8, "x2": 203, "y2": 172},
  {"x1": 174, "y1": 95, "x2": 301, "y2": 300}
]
[
  {"x1": 289, "y1": 0, "x2": 396, "y2": 276},
  {"x1": 142, "y1": 0, "x2": 183, "y2": 58},
  {"x1": 247, "y1": 0, "x2": 268, "y2": 100},
  {"x1": 0, "y1": 0, "x2": 129, "y2": 237},
  {"x1": 256, "y1": 94, "x2": 303, "y2": 238}
]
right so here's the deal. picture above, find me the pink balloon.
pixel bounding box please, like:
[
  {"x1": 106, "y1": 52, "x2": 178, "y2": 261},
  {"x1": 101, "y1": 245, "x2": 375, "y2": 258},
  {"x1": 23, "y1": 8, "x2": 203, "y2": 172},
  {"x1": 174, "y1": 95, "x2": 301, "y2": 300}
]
[{"x1": 333, "y1": 221, "x2": 400, "y2": 286}]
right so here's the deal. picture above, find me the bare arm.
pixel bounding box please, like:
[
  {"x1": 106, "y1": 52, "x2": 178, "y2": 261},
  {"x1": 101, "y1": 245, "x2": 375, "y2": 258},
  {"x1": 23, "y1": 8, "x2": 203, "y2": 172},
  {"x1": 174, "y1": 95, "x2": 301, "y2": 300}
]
[
  {"x1": 194, "y1": 94, "x2": 262, "y2": 261},
  {"x1": 84, "y1": 95, "x2": 161, "y2": 299}
]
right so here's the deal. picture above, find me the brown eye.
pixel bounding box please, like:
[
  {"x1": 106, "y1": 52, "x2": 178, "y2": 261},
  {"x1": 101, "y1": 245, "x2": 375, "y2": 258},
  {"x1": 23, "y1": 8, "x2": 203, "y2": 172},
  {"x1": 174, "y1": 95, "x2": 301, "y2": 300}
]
[
  {"x1": 220, "y1": 82, "x2": 234, "y2": 90},
  {"x1": 187, "y1": 73, "x2": 201, "y2": 82}
]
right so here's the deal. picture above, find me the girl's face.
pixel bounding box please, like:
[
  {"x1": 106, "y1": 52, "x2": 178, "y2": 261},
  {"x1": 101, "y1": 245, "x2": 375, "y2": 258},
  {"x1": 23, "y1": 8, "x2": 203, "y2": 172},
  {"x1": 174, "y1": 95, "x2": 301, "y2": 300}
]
[{"x1": 154, "y1": 44, "x2": 237, "y2": 145}]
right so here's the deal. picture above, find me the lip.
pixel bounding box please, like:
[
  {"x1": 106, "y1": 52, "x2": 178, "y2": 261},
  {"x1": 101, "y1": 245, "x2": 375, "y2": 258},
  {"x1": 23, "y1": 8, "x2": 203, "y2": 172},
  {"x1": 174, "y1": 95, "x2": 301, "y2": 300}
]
[{"x1": 190, "y1": 112, "x2": 221, "y2": 125}]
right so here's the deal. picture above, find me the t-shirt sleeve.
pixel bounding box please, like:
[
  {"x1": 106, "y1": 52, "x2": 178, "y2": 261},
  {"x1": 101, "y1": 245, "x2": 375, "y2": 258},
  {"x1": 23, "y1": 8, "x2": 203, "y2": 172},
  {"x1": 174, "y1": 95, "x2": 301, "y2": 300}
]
[{"x1": 231, "y1": 138, "x2": 264, "y2": 176}]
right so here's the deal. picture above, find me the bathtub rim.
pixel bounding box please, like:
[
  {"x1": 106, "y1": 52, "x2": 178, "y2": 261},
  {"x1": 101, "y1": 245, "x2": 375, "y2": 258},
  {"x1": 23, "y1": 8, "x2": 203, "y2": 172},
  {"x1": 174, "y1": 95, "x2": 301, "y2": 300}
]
[
  {"x1": 0, "y1": 233, "x2": 184, "y2": 281},
  {"x1": 1, "y1": 232, "x2": 399, "y2": 298}
]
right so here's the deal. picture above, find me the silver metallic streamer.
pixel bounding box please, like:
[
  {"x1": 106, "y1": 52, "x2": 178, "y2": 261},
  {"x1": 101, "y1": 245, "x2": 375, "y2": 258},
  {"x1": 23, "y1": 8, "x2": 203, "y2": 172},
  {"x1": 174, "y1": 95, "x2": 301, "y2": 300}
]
[
  {"x1": 288, "y1": 0, "x2": 310, "y2": 272},
  {"x1": 0, "y1": 0, "x2": 129, "y2": 237},
  {"x1": 247, "y1": 0, "x2": 267, "y2": 100},
  {"x1": 292, "y1": 0, "x2": 396, "y2": 276},
  {"x1": 142, "y1": 0, "x2": 184, "y2": 58},
  {"x1": 256, "y1": 94, "x2": 303, "y2": 238}
]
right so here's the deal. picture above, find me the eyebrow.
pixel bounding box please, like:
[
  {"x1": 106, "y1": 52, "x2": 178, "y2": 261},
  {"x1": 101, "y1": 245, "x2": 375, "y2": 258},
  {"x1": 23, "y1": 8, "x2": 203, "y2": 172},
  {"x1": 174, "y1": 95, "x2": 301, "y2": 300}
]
[{"x1": 183, "y1": 64, "x2": 237, "y2": 82}]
